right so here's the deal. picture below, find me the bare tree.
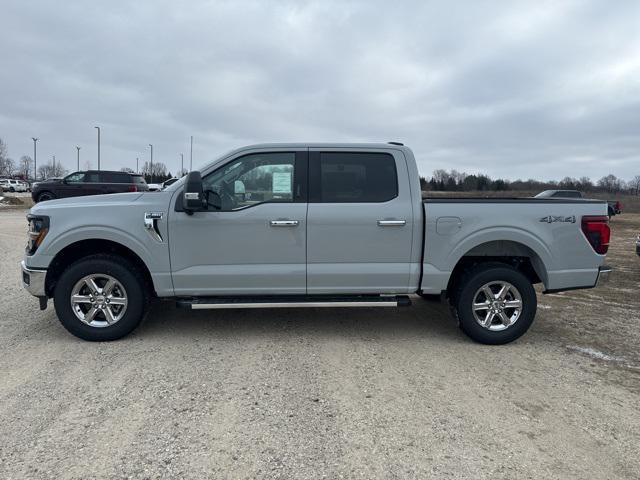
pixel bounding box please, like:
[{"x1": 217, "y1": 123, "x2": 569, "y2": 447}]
[
  {"x1": 629, "y1": 175, "x2": 640, "y2": 195},
  {"x1": 37, "y1": 162, "x2": 68, "y2": 180},
  {"x1": 0, "y1": 157, "x2": 16, "y2": 177},
  {"x1": 578, "y1": 176, "x2": 592, "y2": 192},
  {"x1": 597, "y1": 174, "x2": 621, "y2": 193},
  {"x1": 141, "y1": 161, "x2": 169, "y2": 182},
  {"x1": 20, "y1": 155, "x2": 33, "y2": 179},
  {"x1": 0, "y1": 137, "x2": 8, "y2": 162}
]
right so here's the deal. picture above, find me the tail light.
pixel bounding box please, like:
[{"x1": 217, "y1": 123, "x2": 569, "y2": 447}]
[
  {"x1": 581, "y1": 216, "x2": 610, "y2": 254},
  {"x1": 615, "y1": 201, "x2": 622, "y2": 212},
  {"x1": 127, "y1": 185, "x2": 138, "y2": 192}
]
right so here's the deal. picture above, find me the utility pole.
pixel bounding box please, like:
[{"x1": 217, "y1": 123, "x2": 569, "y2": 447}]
[
  {"x1": 190, "y1": 135, "x2": 193, "y2": 171},
  {"x1": 148, "y1": 144, "x2": 153, "y2": 183},
  {"x1": 136, "y1": 157, "x2": 139, "y2": 173},
  {"x1": 94, "y1": 126, "x2": 101, "y2": 170},
  {"x1": 76, "y1": 146, "x2": 81, "y2": 171},
  {"x1": 52, "y1": 155, "x2": 56, "y2": 175},
  {"x1": 31, "y1": 137, "x2": 38, "y2": 180},
  {"x1": 180, "y1": 153, "x2": 184, "y2": 176}
]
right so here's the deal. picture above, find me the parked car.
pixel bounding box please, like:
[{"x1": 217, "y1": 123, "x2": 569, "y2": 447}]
[
  {"x1": 31, "y1": 170, "x2": 149, "y2": 202},
  {"x1": 147, "y1": 178, "x2": 178, "y2": 191},
  {"x1": 636, "y1": 235, "x2": 640, "y2": 257},
  {"x1": 0, "y1": 179, "x2": 29, "y2": 193},
  {"x1": 535, "y1": 190, "x2": 622, "y2": 217},
  {"x1": 21, "y1": 143, "x2": 611, "y2": 344}
]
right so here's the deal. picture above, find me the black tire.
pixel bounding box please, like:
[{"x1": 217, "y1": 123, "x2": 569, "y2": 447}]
[
  {"x1": 37, "y1": 191, "x2": 56, "y2": 202},
  {"x1": 53, "y1": 254, "x2": 149, "y2": 341},
  {"x1": 452, "y1": 263, "x2": 537, "y2": 345},
  {"x1": 9, "y1": 187, "x2": 15, "y2": 192}
]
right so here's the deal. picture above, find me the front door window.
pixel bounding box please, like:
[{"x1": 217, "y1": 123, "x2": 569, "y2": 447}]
[{"x1": 203, "y1": 152, "x2": 296, "y2": 211}]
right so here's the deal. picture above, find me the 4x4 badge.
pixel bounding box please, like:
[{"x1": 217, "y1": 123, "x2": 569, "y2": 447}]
[{"x1": 539, "y1": 215, "x2": 576, "y2": 223}]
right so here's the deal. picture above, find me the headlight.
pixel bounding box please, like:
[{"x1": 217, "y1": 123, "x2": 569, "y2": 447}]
[{"x1": 26, "y1": 215, "x2": 49, "y2": 255}]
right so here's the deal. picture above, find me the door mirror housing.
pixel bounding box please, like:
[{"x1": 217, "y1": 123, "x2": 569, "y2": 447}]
[{"x1": 183, "y1": 171, "x2": 206, "y2": 213}]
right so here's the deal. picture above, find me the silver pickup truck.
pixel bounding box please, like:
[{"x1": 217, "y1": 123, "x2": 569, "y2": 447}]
[{"x1": 21, "y1": 143, "x2": 611, "y2": 344}]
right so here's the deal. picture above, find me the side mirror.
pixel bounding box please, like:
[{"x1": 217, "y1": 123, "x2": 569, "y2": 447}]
[{"x1": 183, "y1": 171, "x2": 206, "y2": 213}]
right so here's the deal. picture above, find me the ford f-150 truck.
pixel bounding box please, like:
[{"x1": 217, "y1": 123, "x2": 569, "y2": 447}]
[{"x1": 21, "y1": 143, "x2": 612, "y2": 344}]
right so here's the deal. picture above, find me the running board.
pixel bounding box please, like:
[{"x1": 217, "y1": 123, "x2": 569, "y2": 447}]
[{"x1": 176, "y1": 295, "x2": 411, "y2": 310}]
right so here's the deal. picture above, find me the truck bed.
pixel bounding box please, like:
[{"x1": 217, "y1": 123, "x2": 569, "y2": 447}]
[{"x1": 420, "y1": 197, "x2": 609, "y2": 294}]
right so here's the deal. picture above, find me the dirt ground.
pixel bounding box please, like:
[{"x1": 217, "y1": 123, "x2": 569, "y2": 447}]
[{"x1": 0, "y1": 209, "x2": 638, "y2": 479}]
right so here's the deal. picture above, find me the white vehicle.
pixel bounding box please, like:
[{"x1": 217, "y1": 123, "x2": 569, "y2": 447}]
[
  {"x1": 148, "y1": 178, "x2": 179, "y2": 191},
  {"x1": 0, "y1": 179, "x2": 29, "y2": 193}
]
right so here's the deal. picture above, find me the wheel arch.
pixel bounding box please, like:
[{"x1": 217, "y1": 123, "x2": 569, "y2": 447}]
[
  {"x1": 446, "y1": 239, "x2": 549, "y2": 298},
  {"x1": 45, "y1": 239, "x2": 156, "y2": 298}
]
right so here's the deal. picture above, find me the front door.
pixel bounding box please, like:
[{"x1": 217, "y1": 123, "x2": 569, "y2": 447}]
[
  {"x1": 169, "y1": 150, "x2": 308, "y2": 296},
  {"x1": 306, "y1": 149, "x2": 415, "y2": 294}
]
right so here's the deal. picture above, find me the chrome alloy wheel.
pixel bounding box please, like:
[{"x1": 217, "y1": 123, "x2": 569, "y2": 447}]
[
  {"x1": 70, "y1": 274, "x2": 128, "y2": 327},
  {"x1": 472, "y1": 281, "x2": 523, "y2": 331}
]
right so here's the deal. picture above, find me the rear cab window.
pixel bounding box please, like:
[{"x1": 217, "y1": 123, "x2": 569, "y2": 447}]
[{"x1": 309, "y1": 152, "x2": 398, "y2": 203}]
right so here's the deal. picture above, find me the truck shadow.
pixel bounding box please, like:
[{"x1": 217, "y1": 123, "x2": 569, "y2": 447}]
[{"x1": 136, "y1": 297, "x2": 467, "y2": 343}]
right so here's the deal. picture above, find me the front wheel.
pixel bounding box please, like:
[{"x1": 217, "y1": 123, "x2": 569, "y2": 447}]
[
  {"x1": 452, "y1": 263, "x2": 537, "y2": 345},
  {"x1": 37, "y1": 191, "x2": 56, "y2": 202},
  {"x1": 53, "y1": 254, "x2": 149, "y2": 341}
]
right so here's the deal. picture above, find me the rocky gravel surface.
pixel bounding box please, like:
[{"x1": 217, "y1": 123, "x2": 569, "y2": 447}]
[{"x1": 0, "y1": 209, "x2": 638, "y2": 479}]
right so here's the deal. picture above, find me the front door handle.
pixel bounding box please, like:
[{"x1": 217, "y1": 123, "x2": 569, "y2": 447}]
[
  {"x1": 377, "y1": 220, "x2": 406, "y2": 226},
  {"x1": 270, "y1": 220, "x2": 299, "y2": 227}
]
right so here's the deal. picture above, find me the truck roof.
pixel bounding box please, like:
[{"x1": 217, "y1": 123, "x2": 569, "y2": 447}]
[{"x1": 230, "y1": 142, "x2": 411, "y2": 151}]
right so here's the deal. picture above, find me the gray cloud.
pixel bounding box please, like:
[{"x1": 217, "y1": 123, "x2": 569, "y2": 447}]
[{"x1": 1, "y1": 0, "x2": 639, "y2": 180}]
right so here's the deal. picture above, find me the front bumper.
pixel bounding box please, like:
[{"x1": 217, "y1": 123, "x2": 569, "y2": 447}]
[
  {"x1": 595, "y1": 265, "x2": 612, "y2": 287},
  {"x1": 21, "y1": 261, "x2": 47, "y2": 297}
]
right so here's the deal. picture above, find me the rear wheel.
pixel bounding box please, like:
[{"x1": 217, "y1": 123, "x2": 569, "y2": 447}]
[
  {"x1": 37, "y1": 191, "x2": 56, "y2": 202},
  {"x1": 452, "y1": 263, "x2": 537, "y2": 344},
  {"x1": 53, "y1": 254, "x2": 149, "y2": 341}
]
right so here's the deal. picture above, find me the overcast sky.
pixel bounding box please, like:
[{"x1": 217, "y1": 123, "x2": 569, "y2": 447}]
[{"x1": 1, "y1": 0, "x2": 639, "y2": 180}]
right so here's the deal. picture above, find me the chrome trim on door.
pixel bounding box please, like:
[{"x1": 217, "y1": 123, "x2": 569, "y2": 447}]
[
  {"x1": 270, "y1": 220, "x2": 299, "y2": 227},
  {"x1": 377, "y1": 220, "x2": 406, "y2": 226}
]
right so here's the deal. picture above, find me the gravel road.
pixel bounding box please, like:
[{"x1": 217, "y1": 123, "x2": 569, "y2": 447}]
[{"x1": 1, "y1": 209, "x2": 639, "y2": 479}]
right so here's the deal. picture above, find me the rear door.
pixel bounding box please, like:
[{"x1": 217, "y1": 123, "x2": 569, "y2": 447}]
[
  {"x1": 306, "y1": 148, "x2": 415, "y2": 294},
  {"x1": 100, "y1": 171, "x2": 131, "y2": 193}
]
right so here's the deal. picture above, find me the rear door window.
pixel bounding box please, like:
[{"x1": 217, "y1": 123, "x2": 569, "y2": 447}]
[
  {"x1": 101, "y1": 172, "x2": 130, "y2": 183},
  {"x1": 309, "y1": 152, "x2": 398, "y2": 203},
  {"x1": 132, "y1": 175, "x2": 147, "y2": 185}
]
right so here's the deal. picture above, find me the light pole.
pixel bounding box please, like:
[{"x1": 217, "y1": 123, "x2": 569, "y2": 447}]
[
  {"x1": 76, "y1": 146, "x2": 81, "y2": 171},
  {"x1": 180, "y1": 153, "x2": 184, "y2": 176},
  {"x1": 94, "y1": 126, "x2": 101, "y2": 170},
  {"x1": 190, "y1": 135, "x2": 193, "y2": 171},
  {"x1": 31, "y1": 137, "x2": 38, "y2": 180},
  {"x1": 136, "y1": 157, "x2": 139, "y2": 173},
  {"x1": 148, "y1": 144, "x2": 153, "y2": 183},
  {"x1": 52, "y1": 155, "x2": 56, "y2": 175}
]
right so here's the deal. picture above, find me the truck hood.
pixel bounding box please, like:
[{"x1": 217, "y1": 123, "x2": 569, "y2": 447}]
[{"x1": 30, "y1": 192, "x2": 145, "y2": 214}]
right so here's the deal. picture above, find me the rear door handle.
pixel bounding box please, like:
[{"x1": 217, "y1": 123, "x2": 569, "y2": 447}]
[
  {"x1": 270, "y1": 220, "x2": 299, "y2": 227},
  {"x1": 377, "y1": 220, "x2": 406, "y2": 226}
]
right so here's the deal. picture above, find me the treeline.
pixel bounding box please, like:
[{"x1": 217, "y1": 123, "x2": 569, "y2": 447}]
[{"x1": 420, "y1": 169, "x2": 640, "y2": 195}]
